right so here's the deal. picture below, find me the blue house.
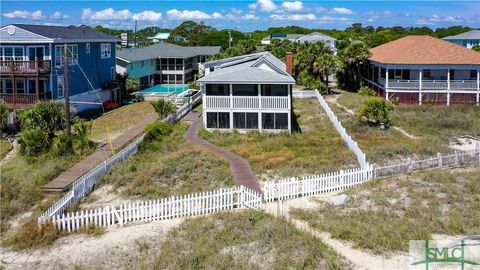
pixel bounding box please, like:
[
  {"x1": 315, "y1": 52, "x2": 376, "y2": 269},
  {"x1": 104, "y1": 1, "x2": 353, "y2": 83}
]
[
  {"x1": 442, "y1": 30, "x2": 480, "y2": 49},
  {"x1": 0, "y1": 24, "x2": 120, "y2": 112}
]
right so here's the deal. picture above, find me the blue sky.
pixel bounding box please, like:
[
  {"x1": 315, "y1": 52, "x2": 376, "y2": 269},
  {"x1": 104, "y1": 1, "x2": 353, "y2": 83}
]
[{"x1": 1, "y1": 0, "x2": 479, "y2": 31}]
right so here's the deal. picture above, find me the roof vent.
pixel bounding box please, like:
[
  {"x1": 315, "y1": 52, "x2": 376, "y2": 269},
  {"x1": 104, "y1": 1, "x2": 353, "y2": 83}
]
[{"x1": 7, "y1": 25, "x2": 16, "y2": 35}]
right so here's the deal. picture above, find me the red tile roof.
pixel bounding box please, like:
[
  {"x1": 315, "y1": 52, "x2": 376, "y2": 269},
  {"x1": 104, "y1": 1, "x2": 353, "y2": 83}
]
[{"x1": 369, "y1": 35, "x2": 480, "y2": 65}]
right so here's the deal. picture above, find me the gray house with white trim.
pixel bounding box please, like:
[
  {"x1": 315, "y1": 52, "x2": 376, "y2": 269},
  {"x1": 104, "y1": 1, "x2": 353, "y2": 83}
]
[
  {"x1": 198, "y1": 52, "x2": 295, "y2": 132},
  {"x1": 442, "y1": 30, "x2": 480, "y2": 49}
]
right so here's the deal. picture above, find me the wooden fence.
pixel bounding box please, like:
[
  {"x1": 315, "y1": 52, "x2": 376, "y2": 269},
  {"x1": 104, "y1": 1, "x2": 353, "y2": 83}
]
[
  {"x1": 40, "y1": 92, "x2": 202, "y2": 219},
  {"x1": 39, "y1": 186, "x2": 262, "y2": 232}
]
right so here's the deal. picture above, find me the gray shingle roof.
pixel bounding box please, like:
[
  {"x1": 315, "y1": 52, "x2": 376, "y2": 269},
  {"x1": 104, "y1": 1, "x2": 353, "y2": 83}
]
[
  {"x1": 443, "y1": 30, "x2": 480, "y2": 40},
  {"x1": 198, "y1": 52, "x2": 295, "y2": 84},
  {"x1": 116, "y1": 43, "x2": 221, "y2": 62},
  {"x1": 11, "y1": 24, "x2": 120, "y2": 41}
]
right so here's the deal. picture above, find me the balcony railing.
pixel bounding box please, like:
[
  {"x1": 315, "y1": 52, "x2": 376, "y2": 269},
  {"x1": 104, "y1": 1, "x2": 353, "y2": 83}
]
[
  {"x1": 204, "y1": 96, "x2": 290, "y2": 110},
  {"x1": 387, "y1": 79, "x2": 478, "y2": 91},
  {"x1": 0, "y1": 92, "x2": 51, "y2": 108},
  {"x1": 0, "y1": 60, "x2": 51, "y2": 75}
]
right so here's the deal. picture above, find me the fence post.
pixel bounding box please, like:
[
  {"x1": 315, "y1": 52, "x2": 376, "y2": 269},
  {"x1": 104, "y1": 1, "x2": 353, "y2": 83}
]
[
  {"x1": 437, "y1": 153, "x2": 442, "y2": 168},
  {"x1": 407, "y1": 158, "x2": 412, "y2": 172},
  {"x1": 454, "y1": 151, "x2": 459, "y2": 166}
]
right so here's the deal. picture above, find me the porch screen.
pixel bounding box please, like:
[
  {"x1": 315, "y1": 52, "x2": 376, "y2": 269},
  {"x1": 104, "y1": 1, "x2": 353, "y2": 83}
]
[
  {"x1": 207, "y1": 112, "x2": 230, "y2": 129},
  {"x1": 262, "y1": 113, "x2": 288, "y2": 130},
  {"x1": 234, "y1": 112, "x2": 258, "y2": 129}
]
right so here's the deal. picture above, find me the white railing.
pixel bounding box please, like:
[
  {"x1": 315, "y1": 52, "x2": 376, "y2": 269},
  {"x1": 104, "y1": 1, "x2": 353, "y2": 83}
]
[
  {"x1": 40, "y1": 92, "x2": 202, "y2": 219},
  {"x1": 204, "y1": 96, "x2": 230, "y2": 109},
  {"x1": 315, "y1": 92, "x2": 368, "y2": 168},
  {"x1": 40, "y1": 186, "x2": 262, "y2": 232},
  {"x1": 204, "y1": 96, "x2": 289, "y2": 110},
  {"x1": 292, "y1": 90, "x2": 317, "y2": 99},
  {"x1": 264, "y1": 166, "x2": 373, "y2": 202},
  {"x1": 388, "y1": 80, "x2": 478, "y2": 90}
]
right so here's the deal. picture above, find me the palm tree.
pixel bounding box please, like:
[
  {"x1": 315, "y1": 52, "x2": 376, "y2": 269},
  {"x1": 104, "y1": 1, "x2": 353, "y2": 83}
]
[
  {"x1": 313, "y1": 53, "x2": 336, "y2": 90},
  {"x1": 337, "y1": 42, "x2": 371, "y2": 91}
]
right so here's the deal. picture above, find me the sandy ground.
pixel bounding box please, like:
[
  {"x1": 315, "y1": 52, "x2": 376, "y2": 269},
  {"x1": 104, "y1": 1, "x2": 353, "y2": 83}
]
[
  {"x1": 78, "y1": 184, "x2": 138, "y2": 210},
  {"x1": 449, "y1": 137, "x2": 480, "y2": 152},
  {"x1": 263, "y1": 195, "x2": 411, "y2": 270},
  {"x1": 0, "y1": 138, "x2": 17, "y2": 165},
  {"x1": 0, "y1": 217, "x2": 185, "y2": 270}
]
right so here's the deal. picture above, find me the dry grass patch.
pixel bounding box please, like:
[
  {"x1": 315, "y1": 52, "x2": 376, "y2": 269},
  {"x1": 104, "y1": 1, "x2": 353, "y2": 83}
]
[
  {"x1": 200, "y1": 98, "x2": 358, "y2": 180},
  {"x1": 85, "y1": 123, "x2": 234, "y2": 201},
  {"x1": 88, "y1": 102, "x2": 157, "y2": 143},
  {"x1": 291, "y1": 166, "x2": 480, "y2": 254},
  {"x1": 152, "y1": 210, "x2": 350, "y2": 270},
  {"x1": 0, "y1": 138, "x2": 11, "y2": 159}
]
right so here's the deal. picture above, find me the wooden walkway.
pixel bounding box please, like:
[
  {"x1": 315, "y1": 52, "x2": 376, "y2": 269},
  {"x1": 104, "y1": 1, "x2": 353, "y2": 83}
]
[
  {"x1": 42, "y1": 114, "x2": 158, "y2": 194},
  {"x1": 184, "y1": 112, "x2": 262, "y2": 194}
]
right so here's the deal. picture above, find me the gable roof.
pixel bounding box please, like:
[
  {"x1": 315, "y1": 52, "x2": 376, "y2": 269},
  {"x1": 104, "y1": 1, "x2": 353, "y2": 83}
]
[
  {"x1": 116, "y1": 43, "x2": 221, "y2": 62},
  {"x1": 369, "y1": 35, "x2": 480, "y2": 65},
  {"x1": 442, "y1": 30, "x2": 480, "y2": 40},
  {"x1": 1, "y1": 24, "x2": 119, "y2": 42},
  {"x1": 198, "y1": 52, "x2": 295, "y2": 84}
]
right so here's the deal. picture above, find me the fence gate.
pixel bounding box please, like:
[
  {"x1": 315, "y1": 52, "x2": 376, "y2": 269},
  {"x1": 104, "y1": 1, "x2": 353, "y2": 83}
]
[{"x1": 240, "y1": 186, "x2": 263, "y2": 211}]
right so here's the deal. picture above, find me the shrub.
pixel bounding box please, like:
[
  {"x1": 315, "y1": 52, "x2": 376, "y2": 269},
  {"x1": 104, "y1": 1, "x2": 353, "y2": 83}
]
[
  {"x1": 18, "y1": 101, "x2": 66, "y2": 138},
  {"x1": 0, "y1": 101, "x2": 9, "y2": 127},
  {"x1": 18, "y1": 128, "x2": 50, "y2": 155},
  {"x1": 52, "y1": 132, "x2": 73, "y2": 156},
  {"x1": 358, "y1": 97, "x2": 395, "y2": 125},
  {"x1": 3, "y1": 218, "x2": 61, "y2": 250},
  {"x1": 358, "y1": 86, "x2": 376, "y2": 97},
  {"x1": 126, "y1": 78, "x2": 140, "y2": 93},
  {"x1": 72, "y1": 120, "x2": 95, "y2": 154},
  {"x1": 188, "y1": 81, "x2": 200, "y2": 90},
  {"x1": 314, "y1": 81, "x2": 328, "y2": 94},
  {"x1": 150, "y1": 99, "x2": 176, "y2": 119},
  {"x1": 144, "y1": 121, "x2": 174, "y2": 142},
  {"x1": 391, "y1": 97, "x2": 400, "y2": 106}
]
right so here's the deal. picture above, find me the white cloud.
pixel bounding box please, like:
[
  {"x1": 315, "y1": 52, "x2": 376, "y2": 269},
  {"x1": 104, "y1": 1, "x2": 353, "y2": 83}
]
[
  {"x1": 243, "y1": 13, "x2": 259, "y2": 20},
  {"x1": 249, "y1": 0, "x2": 277, "y2": 12},
  {"x1": 81, "y1": 8, "x2": 132, "y2": 21},
  {"x1": 270, "y1": 13, "x2": 316, "y2": 21},
  {"x1": 314, "y1": 7, "x2": 327, "y2": 13},
  {"x1": 330, "y1": 7, "x2": 355, "y2": 15},
  {"x1": 50, "y1": 11, "x2": 69, "y2": 20},
  {"x1": 230, "y1": 8, "x2": 243, "y2": 15},
  {"x1": 132, "y1": 11, "x2": 162, "y2": 21},
  {"x1": 167, "y1": 9, "x2": 213, "y2": 20},
  {"x1": 3, "y1": 10, "x2": 44, "y2": 20},
  {"x1": 212, "y1": 12, "x2": 224, "y2": 19},
  {"x1": 282, "y1": 1, "x2": 303, "y2": 12},
  {"x1": 416, "y1": 14, "x2": 465, "y2": 25}
]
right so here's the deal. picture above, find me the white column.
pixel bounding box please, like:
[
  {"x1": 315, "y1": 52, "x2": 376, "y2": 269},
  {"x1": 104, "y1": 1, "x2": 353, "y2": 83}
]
[
  {"x1": 287, "y1": 84, "x2": 292, "y2": 133},
  {"x1": 202, "y1": 85, "x2": 207, "y2": 128},
  {"x1": 385, "y1": 68, "x2": 389, "y2": 100},
  {"x1": 258, "y1": 84, "x2": 262, "y2": 132},
  {"x1": 419, "y1": 69, "x2": 423, "y2": 105},
  {"x1": 229, "y1": 84, "x2": 233, "y2": 130},
  {"x1": 477, "y1": 69, "x2": 479, "y2": 106},
  {"x1": 447, "y1": 69, "x2": 451, "y2": 106}
]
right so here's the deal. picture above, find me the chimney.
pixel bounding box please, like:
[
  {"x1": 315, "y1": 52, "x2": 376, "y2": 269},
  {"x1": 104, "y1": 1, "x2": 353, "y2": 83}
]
[{"x1": 285, "y1": 52, "x2": 293, "y2": 76}]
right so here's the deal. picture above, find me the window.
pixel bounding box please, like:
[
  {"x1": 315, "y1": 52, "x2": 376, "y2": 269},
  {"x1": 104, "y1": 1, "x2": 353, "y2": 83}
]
[
  {"x1": 207, "y1": 112, "x2": 230, "y2": 129},
  {"x1": 15, "y1": 79, "x2": 25, "y2": 93},
  {"x1": 55, "y1": 45, "x2": 78, "y2": 66},
  {"x1": 394, "y1": 69, "x2": 402, "y2": 79},
  {"x1": 233, "y1": 84, "x2": 257, "y2": 96},
  {"x1": 470, "y1": 70, "x2": 477, "y2": 79},
  {"x1": 262, "y1": 113, "x2": 288, "y2": 130},
  {"x1": 234, "y1": 113, "x2": 258, "y2": 129},
  {"x1": 57, "y1": 75, "x2": 64, "y2": 98},
  {"x1": 28, "y1": 79, "x2": 37, "y2": 94},
  {"x1": 86, "y1": 43, "x2": 90, "y2": 54},
  {"x1": 261, "y1": 84, "x2": 288, "y2": 96},
  {"x1": 101, "y1": 43, "x2": 111, "y2": 59},
  {"x1": 5, "y1": 79, "x2": 13, "y2": 93},
  {"x1": 14, "y1": 47, "x2": 24, "y2": 61},
  {"x1": 175, "y1": 58, "x2": 183, "y2": 70},
  {"x1": 3, "y1": 47, "x2": 13, "y2": 61},
  {"x1": 206, "y1": 84, "x2": 229, "y2": 95},
  {"x1": 161, "y1": 58, "x2": 168, "y2": 70}
]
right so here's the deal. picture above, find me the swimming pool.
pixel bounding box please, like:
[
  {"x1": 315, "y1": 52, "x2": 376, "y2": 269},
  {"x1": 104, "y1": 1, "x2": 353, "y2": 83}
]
[{"x1": 139, "y1": 84, "x2": 189, "y2": 95}]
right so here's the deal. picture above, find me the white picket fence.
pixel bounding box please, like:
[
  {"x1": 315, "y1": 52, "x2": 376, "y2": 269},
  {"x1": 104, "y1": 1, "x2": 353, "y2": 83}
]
[
  {"x1": 39, "y1": 186, "x2": 262, "y2": 232},
  {"x1": 40, "y1": 92, "x2": 202, "y2": 219},
  {"x1": 314, "y1": 92, "x2": 368, "y2": 168},
  {"x1": 264, "y1": 166, "x2": 374, "y2": 202}
]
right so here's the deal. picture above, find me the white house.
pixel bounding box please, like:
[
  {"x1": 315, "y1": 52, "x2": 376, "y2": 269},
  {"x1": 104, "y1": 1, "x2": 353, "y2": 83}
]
[
  {"x1": 198, "y1": 52, "x2": 295, "y2": 132},
  {"x1": 442, "y1": 30, "x2": 480, "y2": 49},
  {"x1": 361, "y1": 35, "x2": 480, "y2": 105},
  {"x1": 261, "y1": 32, "x2": 336, "y2": 53}
]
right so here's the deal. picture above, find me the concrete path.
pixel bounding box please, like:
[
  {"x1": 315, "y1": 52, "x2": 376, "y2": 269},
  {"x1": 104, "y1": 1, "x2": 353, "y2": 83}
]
[
  {"x1": 42, "y1": 114, "x2": 158, "y2": 194},
  {"x1": 184, "y1": 112, "x2": 262, "y2": 195}
]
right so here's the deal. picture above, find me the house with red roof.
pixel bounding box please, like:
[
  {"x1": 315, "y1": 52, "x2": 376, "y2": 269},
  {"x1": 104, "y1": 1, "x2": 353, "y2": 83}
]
[{"x1": 361, "y1": 35, "x2": 480, "y2": 105}]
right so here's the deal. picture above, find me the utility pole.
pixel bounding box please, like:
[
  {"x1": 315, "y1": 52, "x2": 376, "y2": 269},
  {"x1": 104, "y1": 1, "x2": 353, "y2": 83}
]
[
  {"x1": 134, "y1": 20, "x2": 138, "y2": 48},
  {"x1": 63, "y1": 44, "x2": 71, "y2": 138}
]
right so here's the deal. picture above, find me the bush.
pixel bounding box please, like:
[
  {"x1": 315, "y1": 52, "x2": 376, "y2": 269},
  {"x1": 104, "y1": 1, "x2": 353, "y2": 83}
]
[
  {"x1": 18, "y1": 128, "x2": 50, "y2": 155},
  {"x1": 53, "y1": 121, "x2": 94, "y2": 156},
  {"x1": 358, "y1": 86, "x2": 376, "y2": 97},
  {"x1": 188, "y1": 81, "x2": 200, "y2": 90},
  {"x1": 150, "y1": 99, "x2": 176, "y2": 119},
  {"x1": 52, "y1": 132, "x2": 73, "y2": 156},
  {"x1": 314, "y1": 81, "x2": 328, "y2": 94},
  {"x1": 358, "y1": 97, "x2": 395, "y2": 125},
  {"x1": 0, "y1": 101, "x2": 9, "y2": 127},
  {"x1": 126, "y1": 78, "x2": 140, "y2": 93},
  {"x1": 18, "y1": 101, "x2": 66, "y2": 138},
  {"x1": 144, "y1": 121, "x2": 174, "y2": 142},
  {"x1": 4, "y1": 218, "x2": 61, "y2": 250}
]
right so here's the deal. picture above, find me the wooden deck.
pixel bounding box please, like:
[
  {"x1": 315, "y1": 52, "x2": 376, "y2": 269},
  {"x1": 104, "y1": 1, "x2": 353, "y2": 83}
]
[
  {"x1": 184, "y1": 112, "x2": 262, "y2": 195},
  {"x1": 42, "y1": 114, "x2": 158, "y2": 194}
]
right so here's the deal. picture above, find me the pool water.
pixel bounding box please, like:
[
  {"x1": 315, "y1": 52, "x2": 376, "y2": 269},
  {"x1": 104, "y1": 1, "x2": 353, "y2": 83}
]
[{"x1": 139, "y1": 84, "x2": 189, "y2": 95}]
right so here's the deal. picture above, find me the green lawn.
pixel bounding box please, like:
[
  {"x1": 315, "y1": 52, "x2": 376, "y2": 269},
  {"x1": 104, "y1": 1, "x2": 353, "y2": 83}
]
[
  {"x1": 0, "y1": 138, "x2": 11, "y2": 159},
  {"x1": 85, "y1": 123, "x2": 234, "y2": 201},
  {"x1": 291, "y1": 166, "x2": 480, "y2": 254},
  {"x1": 152, "y1": 210, "x2": 350, "y2": 269},
  {"x1": 200, "y1": 98, "x2": 358, "y2": 180}
]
